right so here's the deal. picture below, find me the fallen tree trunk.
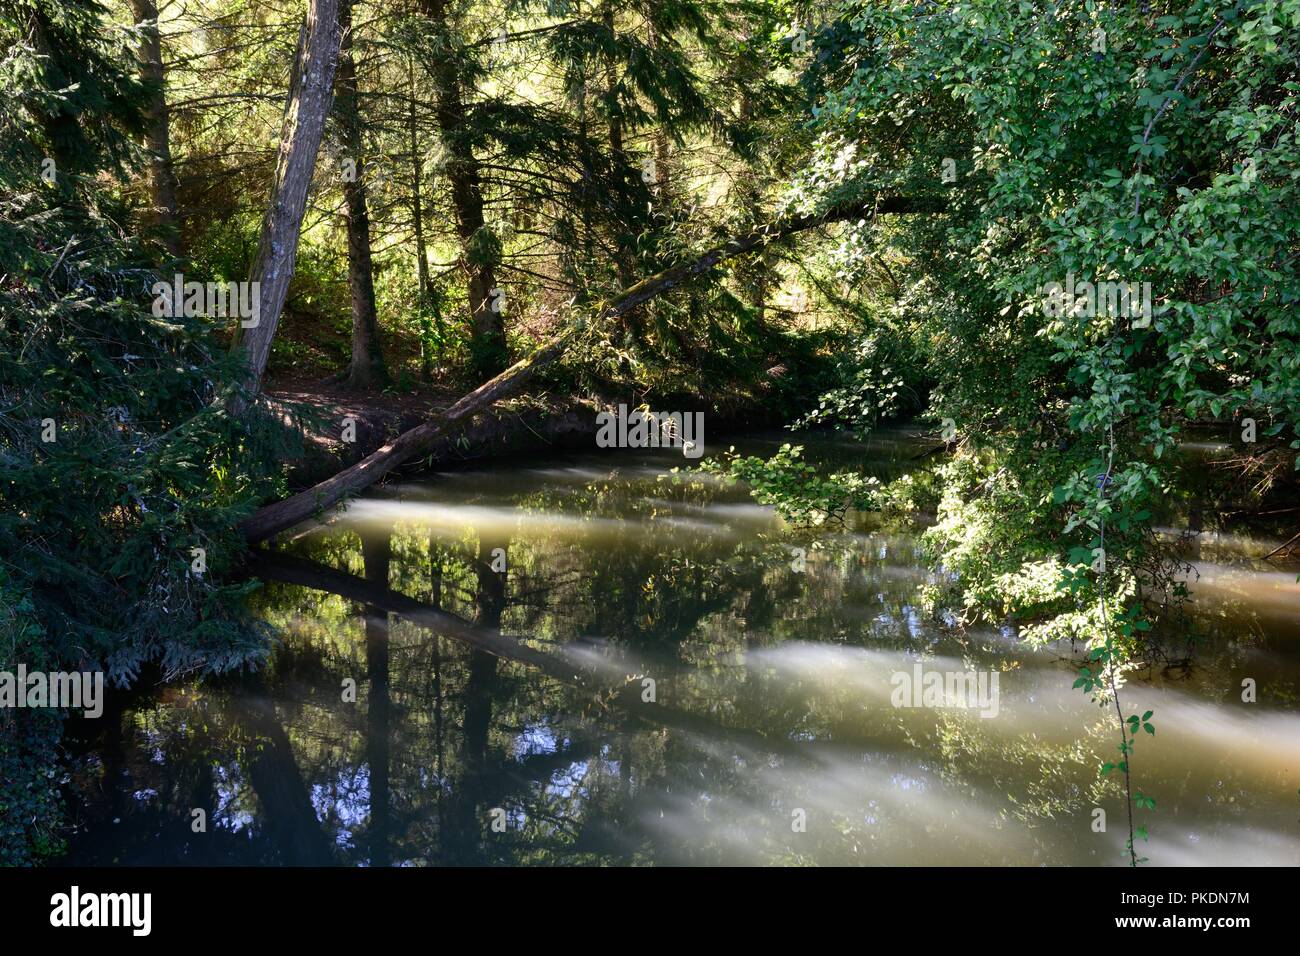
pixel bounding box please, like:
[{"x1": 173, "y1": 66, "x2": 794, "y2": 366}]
[
  {"x1": 1263, "y1": 529, "x2": 1300, "y2": 560},
  {"x1": 241, "y1": 195, "x2": 939, "y2": 543}
]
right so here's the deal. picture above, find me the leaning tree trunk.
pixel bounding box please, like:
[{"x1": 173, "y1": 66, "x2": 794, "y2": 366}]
[
  {"x1": 240, "y1": 195, "x2": 938, "y2": 544},
  {"x1": 129, "y1": 0, "x2": 181, "y2": 257},
  {"x1": 417, "y1": 0, "x2": 505, "y2": 381},
  {"x1": 229, "y1": 0, "x2": 341, "y2": 406},
  {"x1": 337, "y1": 0, "x2": 387, "y2": 389}
]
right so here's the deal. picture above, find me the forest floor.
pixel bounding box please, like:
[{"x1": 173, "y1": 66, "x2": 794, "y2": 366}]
[
  {"x1": 255, "y1": 310, "x2": 786, "y2": 492},
  {"x1": 265, "y1": 372, "x2": 456, "y2": 434},
  {"x1": 262, "y1": 371, "x2": 599, "y2": 487}
]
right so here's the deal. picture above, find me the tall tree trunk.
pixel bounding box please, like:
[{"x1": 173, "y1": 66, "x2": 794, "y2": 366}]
[
  {"x1": 129, "y1": 0, "x2": 181, "y2": 256},
  {"x1": 241, "y1": 194, "x2": 937, "y2": 544},
  {"x1": 648, "y1": 23, "x2": 672, "y2": 209},
  {"x1": 417, "y1": 0, "x2": 505, "y2": 381},
  {"x1": 577, "y1": 74, "x2": 595, "y2": 281},
  {"x1": 737, "y1": 90, "x2": 767, "y2": 321},
  {"x1": 603, "y1": 8, "x2": 637, "y2": 290},
  {"x1": 409, "y1": 54, "x2": 438, "y2": 382},
  {"x1": 337, "y1": 0, "x2": 387, "y2": 389},
  {"x1": 652, "y1": 133, "x2": 671, "y2": 207},
  {"x1": 230, "y1": 0, "x2": 341, "y2": 407}
]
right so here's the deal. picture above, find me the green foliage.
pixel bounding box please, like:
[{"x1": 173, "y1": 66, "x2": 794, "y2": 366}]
[
  {"x1": 1, "y1": 0, "x2": 288, "y2": 681},
  {"x1": 0, "y1": 201, "x2": 281, "y2": 679},
  {"x1": 792, "y1": 332, "x2": 915, "y2": 433},
  {"x1": 186, "y1": 215, "x2": 260, "y2": 288},
  {"x1": 0, "y1": 0, "x2": 146, "y2": 179},
  {"x1": 763, "y1": 0, "x2": 1300, "y2": 862},
  {"x1": 696, "y1": 442, "x2": 879, "y2": 526},
  {"x1": 3, "y1": 0, "x2": 1294, "y2": 868},
  {"x1": 0, "y1": 570, "x2": 65, "y2": 866},
  {"x1": 874, "y1": 463, "x2": 942, "y2": 515},
  {"x1": 0, "y1": 0, "x2": 305, "y2": 865}
]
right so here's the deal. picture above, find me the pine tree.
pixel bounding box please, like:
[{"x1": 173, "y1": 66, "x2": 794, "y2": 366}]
[{"x1": 0, "y1": 0, "x2": 281, "y2": 688}]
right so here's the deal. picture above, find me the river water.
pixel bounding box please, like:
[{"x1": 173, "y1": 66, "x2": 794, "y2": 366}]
[{"x1": 61, "y1": 429, "x2": 1300, "y2": 865}]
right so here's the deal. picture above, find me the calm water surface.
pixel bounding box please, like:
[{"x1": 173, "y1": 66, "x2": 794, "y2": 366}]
[{"x1": 62, "y1": 430, "x2": 1300, "y2": 865}]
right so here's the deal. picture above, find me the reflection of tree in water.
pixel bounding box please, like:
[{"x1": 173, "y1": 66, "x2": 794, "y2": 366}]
[
  {"x1": 278, "y1": 495, "x2": 1004, "y2": 860},
  {"x1": 67, "y1": 673, "x2": 336, "y2": 864},
  {"x1": 69, "y1": 478, "x2": 1038, "y2": 863},
  {"x1": 361, "y1": 525, "x2": 391, "y2": 867}
]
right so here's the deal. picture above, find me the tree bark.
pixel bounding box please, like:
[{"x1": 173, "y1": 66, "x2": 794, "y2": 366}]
[
  {"x1": 603, "y1": 8, "x2": 638, "y2": 290},
  {"x1": 648, "y1": 23, "x2": 672, "y2": 209},
  {"x1": 239, "y1": 194, "x2": 938, "y2": 544},
  {"x1": 337, "y1": 0, "x2": 387, "y2": 389},
  {"x1": 416, "y1": 0, "x2": 505, "y2": 381},
  {"x1": 129, "y1": 0, "x2": 181, "y2": 257},
  {"x1": 230, "y1": 0, "x2": 341, "y2": 405},
  {"x1": 408, "y1": 53, "x2": 439, "y2": 381}
]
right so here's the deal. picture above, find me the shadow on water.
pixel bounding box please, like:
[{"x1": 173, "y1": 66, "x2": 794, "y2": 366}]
[{"x1": 59, "y1": 429, "x2": 1300, "y2": 866}]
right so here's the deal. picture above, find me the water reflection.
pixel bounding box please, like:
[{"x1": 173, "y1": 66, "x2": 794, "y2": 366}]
[{"x1": 61, "y1": 430, "x2": 1300, "y2": 866}]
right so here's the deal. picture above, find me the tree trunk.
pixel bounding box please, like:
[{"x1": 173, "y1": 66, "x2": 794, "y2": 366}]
[
  {"x1": 129, "y1": 0, "x2": 181, "y2": 256},
  {"x1": 408, "y1": 54, "x2": 437, "y2": 381},
  {"x1": 737, "y1": 90, "x2": 768, "y2": 321},
  {"x1": 240, "y1": 195, "x2": 937, "y2": 544},
  {"x1": 416, "y1": 0, "x2": 505, "y2": 381},
  {"x1": 577, "y1": 74, "x2": 595, "y2": 279},
  {"x1": 229, "y1": 0, "x2": 341, "y2": 406},
  {"x1": 337, "y1": 0, "x2": 387, "y2": 389},
  {"x1": 648, "y1": 24, "x2": 672, "y2": 209},
  {"x1": 603, "y1": 8, "x2": 637, "y2": 290}
]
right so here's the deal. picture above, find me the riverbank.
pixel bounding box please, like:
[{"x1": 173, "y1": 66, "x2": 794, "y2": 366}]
[{"x1": 261, "y1": 380, "x2": 796, "y2": 490}]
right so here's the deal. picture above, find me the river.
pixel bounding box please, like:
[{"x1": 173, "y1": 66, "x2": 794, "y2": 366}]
[{"x1": 60, "y1": 429, "x2": 1300, "y2": 865}]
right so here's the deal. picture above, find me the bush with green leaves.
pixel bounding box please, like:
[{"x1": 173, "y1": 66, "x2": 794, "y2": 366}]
[{"x1": 0, "y1": 570, "x2": 64, "y2": 866}]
